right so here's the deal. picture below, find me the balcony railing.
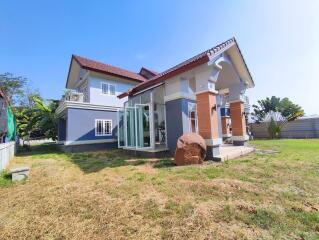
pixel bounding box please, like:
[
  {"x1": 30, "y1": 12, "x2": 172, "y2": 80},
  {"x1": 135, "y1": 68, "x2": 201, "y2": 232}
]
[{"x1": 62, "y1": 90, "x2": 84, "y2": 103}]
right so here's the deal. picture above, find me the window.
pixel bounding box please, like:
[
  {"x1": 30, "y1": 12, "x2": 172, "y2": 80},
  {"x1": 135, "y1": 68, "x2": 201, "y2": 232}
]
[
  {"x1": 188, "y1": 102, "x2": 198, "y2": 133},
  {"x1": 95, "y1": 119, "x2": 112, "y2": 136},
  {"x1": 101, "y1": 82, "x2": 116, "y2": 95}
]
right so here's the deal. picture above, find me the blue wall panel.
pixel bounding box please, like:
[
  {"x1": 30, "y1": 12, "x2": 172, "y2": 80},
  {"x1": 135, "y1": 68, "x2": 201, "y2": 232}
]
[{"x1": 67, "y1": 108, "x2": 118, "y2": 142}]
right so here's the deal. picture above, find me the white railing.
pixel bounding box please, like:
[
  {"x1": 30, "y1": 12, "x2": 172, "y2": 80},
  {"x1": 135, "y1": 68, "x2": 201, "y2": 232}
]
[
  {"x1": 0, "y1": 142, "x2": 15, "y2": 171},
  {"x1": 63, "y1": 90, "x2": 84, "y2": 102}
]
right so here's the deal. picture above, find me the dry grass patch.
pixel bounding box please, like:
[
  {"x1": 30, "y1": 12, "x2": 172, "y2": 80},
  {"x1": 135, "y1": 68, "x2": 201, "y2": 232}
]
[{"x1": 0, "y1": 140, "x2": 319, "y2": 239}]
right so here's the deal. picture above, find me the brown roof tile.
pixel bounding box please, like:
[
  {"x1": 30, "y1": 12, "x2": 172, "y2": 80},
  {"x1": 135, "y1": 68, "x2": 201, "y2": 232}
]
[{"x1": 73, "y1": 55, "x2": 146, "y2": 82}]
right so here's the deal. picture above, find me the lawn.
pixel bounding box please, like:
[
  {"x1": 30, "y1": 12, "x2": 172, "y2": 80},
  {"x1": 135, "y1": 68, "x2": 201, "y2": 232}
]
[{"x1": 0, "y1": 140, "x2": 318, "y2": 239}]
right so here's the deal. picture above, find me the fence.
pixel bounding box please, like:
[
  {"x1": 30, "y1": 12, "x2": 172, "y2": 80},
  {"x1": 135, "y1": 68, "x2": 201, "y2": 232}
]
[
  {"x1": 250, "y1": 117, "x2": 319, "y2": 139},
  {"x1": 0, "y1": 142, "x2": 15, "y2": 171}
]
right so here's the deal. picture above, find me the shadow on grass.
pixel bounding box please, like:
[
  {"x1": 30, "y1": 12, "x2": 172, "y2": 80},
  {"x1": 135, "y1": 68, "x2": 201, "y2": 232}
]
[{"x1": 17, "y1": 144, "x2": 175, "y2": 173}]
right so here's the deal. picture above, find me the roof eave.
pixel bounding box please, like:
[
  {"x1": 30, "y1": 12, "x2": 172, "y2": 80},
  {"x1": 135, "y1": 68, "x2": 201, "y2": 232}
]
[
  {"x1": 82, "y1": 66, "x2": 145, "y2": 83},
  {"x1": 118, "y1": 54, "x2": 210, "y2": 99}
]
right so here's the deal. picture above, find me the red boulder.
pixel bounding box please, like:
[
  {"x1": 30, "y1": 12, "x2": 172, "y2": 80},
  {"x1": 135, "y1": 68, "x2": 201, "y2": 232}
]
[{"x1": 174, "y1": 133, "x2": 207, "y2": 166}]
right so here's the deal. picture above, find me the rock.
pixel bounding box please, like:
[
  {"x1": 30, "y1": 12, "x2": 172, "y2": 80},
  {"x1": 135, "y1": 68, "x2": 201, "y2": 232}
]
[
  {"x1": 174, "y1": 133, "x2": 207, "y2": 166},
  {"x1": 9, "y1": 167, "x2": 30, "y2": 181}
]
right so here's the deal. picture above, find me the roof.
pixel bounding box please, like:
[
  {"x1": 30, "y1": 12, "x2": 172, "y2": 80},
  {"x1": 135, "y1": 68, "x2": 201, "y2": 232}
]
[
  {"x1": 72, "y1": 55, "x2": 147, "y2": 83},
  {"x1": 139, "y1": 67, "x2": 158, "y2": 76},
  {"x1": 118, "y1": 37, "x2": 254, "y2": 98}
]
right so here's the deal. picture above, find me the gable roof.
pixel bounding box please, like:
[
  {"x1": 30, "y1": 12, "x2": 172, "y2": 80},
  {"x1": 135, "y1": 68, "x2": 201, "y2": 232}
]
[
  {"x1": 139, "y1": 67, "x2": 158, "y2": 76},
  {"x1": 72, "y1": 55, "x2": 147, "y2": 83},
  {"x1": 118, "y1": 37, "x2": 254, "y2": 98}
]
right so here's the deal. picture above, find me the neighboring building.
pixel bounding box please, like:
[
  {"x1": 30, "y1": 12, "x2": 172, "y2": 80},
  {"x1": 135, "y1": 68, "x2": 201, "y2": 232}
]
[
  {"x1": 57, "y1": 37, "x2": 255, "y2": 158},
  {"x1": 0, "y1": 88, "x2": 15, "y2": 143}
]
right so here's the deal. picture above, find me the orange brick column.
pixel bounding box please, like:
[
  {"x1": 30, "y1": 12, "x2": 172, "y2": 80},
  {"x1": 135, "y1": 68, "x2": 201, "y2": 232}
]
[
  {"x1": 230, "y1": 101, "x2": 248, "y2": 146},
  {"x1": 196, "y1": 91, "x2": 222, "y2": 159},
  {"x1": 221, "y1": 116, "x2": 231, "y2": 139}
]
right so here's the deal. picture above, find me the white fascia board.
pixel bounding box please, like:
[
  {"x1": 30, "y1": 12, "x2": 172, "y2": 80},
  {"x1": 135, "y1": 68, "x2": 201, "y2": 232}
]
[{"x1": 56, "y1": 101, "x2": 123, "y2": 115}]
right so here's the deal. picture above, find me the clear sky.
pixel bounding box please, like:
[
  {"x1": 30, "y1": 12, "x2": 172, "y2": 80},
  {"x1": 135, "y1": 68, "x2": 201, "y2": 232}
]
[{"x1": 1, "y1": 0, "x2": 318, "y2": 115}]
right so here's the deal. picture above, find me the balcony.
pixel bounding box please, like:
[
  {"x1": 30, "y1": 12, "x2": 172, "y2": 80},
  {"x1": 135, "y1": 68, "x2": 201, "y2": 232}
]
[{"x1": 62, "y1": 90, "x2": 84, "y2": 103}]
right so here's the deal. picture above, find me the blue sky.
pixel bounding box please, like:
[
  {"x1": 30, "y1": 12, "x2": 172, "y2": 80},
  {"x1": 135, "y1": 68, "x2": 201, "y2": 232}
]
[{"x1": 1, "y1": 0, "x2": 318, "y2": 115}]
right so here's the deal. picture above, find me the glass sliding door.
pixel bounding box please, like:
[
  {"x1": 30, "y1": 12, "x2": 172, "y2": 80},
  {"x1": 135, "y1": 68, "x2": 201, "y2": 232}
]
[
  {"x1": 124, "y1": 107, "x2": 136, "y2": 147},
  {"x1": 135, "y1": 104, "x2": 151, "y2": 148}
]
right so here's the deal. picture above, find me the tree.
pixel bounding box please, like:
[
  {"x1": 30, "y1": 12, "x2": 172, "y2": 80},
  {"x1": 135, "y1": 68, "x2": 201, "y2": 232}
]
[
  {"x1": 252, "y1": 96, "x2": 304, "y2": 138},
  {"x1": 33, "y1": 97, "x2": 59, "y2": 141},
  {"x1": 14, "y1": 106, "x2": 40, "y2": 147},
  {"x1": 0, "y1": 73, "x2": 27, "y2": 105}
]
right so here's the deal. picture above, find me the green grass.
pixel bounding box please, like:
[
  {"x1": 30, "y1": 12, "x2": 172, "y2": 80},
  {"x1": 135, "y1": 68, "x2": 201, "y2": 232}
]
[
  {"x1": 0, "y1": 170, "x2": 13, "y2": 187},
  {"x1": 0, "y1": 139, "x2": 319, "y2": 239}
]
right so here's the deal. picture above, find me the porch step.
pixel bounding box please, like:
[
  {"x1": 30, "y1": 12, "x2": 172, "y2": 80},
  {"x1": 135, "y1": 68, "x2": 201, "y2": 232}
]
[{"x1": 215, "y1": 145, "x2": 255, "y2": 161}]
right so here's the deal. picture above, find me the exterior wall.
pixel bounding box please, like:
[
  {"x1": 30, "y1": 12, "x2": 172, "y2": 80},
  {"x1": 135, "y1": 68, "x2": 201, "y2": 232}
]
[
  {"x1": 66, "y1": 108, "x2": 118, "y2": 144},
  {"x1": 165, "y1": 98, "x2": 195, "y2": 153},
  {"x1": 88, "y1": 73, "x2": 134, "y2": 106},
  {"x1": 58, "y1": 118, "x2": 67, "y2": 142},
  {"x1": 250, "y1": 118, "x2": 319, "y2": 139}
]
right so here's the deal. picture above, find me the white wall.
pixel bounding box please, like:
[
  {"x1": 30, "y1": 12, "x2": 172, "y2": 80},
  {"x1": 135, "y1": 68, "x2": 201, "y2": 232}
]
[
  {"x1": 0, "y1": 142, "x2": 15, "y2": 171},
  {"x1": 88, "y1": 73, "x2": 135, "y2": 107}
]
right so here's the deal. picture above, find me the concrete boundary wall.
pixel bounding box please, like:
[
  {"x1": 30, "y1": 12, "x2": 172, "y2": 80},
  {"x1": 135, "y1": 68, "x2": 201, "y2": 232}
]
[
  {"x1": 0, "y1": 142, "x2": 15, "y2": 171},
  {"x1": 250, "y1": 118, "x2": 319, "y2": 139}
]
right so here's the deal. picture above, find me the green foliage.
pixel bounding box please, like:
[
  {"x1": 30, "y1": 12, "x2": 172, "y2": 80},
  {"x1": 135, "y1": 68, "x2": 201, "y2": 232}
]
[
  {"x1": 267, "y1": 116, "x2": 282, "y2": 139},
  {"x1": 252, "y1": 96, "x2": 304, "y2": 138},
  {"x1": 14, "y1": 97, "x2": 59, "y2": 141},
  {"x1": 0, "y1": 170, "x2": 13, "y2": 187},
  {"x1": 14, "y1": 105, "x2": 40, "y2": 141},
  {"x1": 0, "y1": 73, "x2": 27, "y2": 105},
  {"x1": 33, "y1": 97, "x2": 59, "y2": 141},
  {"x1": 252, "y1": 96, "x2": 304, "y2": 123}
]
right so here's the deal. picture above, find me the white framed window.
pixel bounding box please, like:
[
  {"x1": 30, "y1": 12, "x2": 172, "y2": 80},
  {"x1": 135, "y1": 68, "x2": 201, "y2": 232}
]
[
  {"x1": 95, "y1": 119, "x2": 112, "y2": 136},
  {"x1": 188, "y1": 102, "x2": 198, "y2": 133},
  {"x1": 101, "y1": 82, "x2": 116, "y2": 96}
]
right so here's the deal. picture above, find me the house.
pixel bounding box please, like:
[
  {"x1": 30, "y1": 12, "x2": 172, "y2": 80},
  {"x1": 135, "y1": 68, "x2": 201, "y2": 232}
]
[
  {"x1": 57, "y1": 37, "x2": 254, "y2": 158},
  {"x1": 56, "y1": 54, "x2": 148, "y2": 151}
]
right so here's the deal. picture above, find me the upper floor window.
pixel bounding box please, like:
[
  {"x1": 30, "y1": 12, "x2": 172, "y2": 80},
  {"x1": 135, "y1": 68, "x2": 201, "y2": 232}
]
[
  {"x1": 188, "y1": 102, "x2": 198, "y2": 133},
  {"x1": 101, "y1": 82, "x2": 116, "y2": 96},
  {"x1": 95, "y1": 119, "x2": 112, "y2": 136}
]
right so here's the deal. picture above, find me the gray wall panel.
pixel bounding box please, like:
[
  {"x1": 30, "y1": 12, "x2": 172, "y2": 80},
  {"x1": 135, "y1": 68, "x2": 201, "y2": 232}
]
[
  {"x1": 250, "y1": 118, "x2": 319, "y2": 139},
  {"x1": 165, "y1": 98, "x2": 196, "y2": 153},
  {"x1": 165, "y1": 99, "x2": 184, "y2": 153},
  {"x1": 58, "y1": 118, "x2": 66, "y2": 141}
]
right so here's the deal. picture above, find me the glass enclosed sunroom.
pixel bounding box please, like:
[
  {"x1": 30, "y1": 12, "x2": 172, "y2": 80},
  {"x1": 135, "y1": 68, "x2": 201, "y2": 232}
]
[{"x1": 118, "y1": 85, "x2": 168, "y2": 151}]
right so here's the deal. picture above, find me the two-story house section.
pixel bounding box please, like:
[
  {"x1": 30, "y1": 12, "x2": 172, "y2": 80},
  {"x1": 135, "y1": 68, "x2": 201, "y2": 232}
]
[{"x1": 56, "y1": 55, "x2": 157, "y2": 152}]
